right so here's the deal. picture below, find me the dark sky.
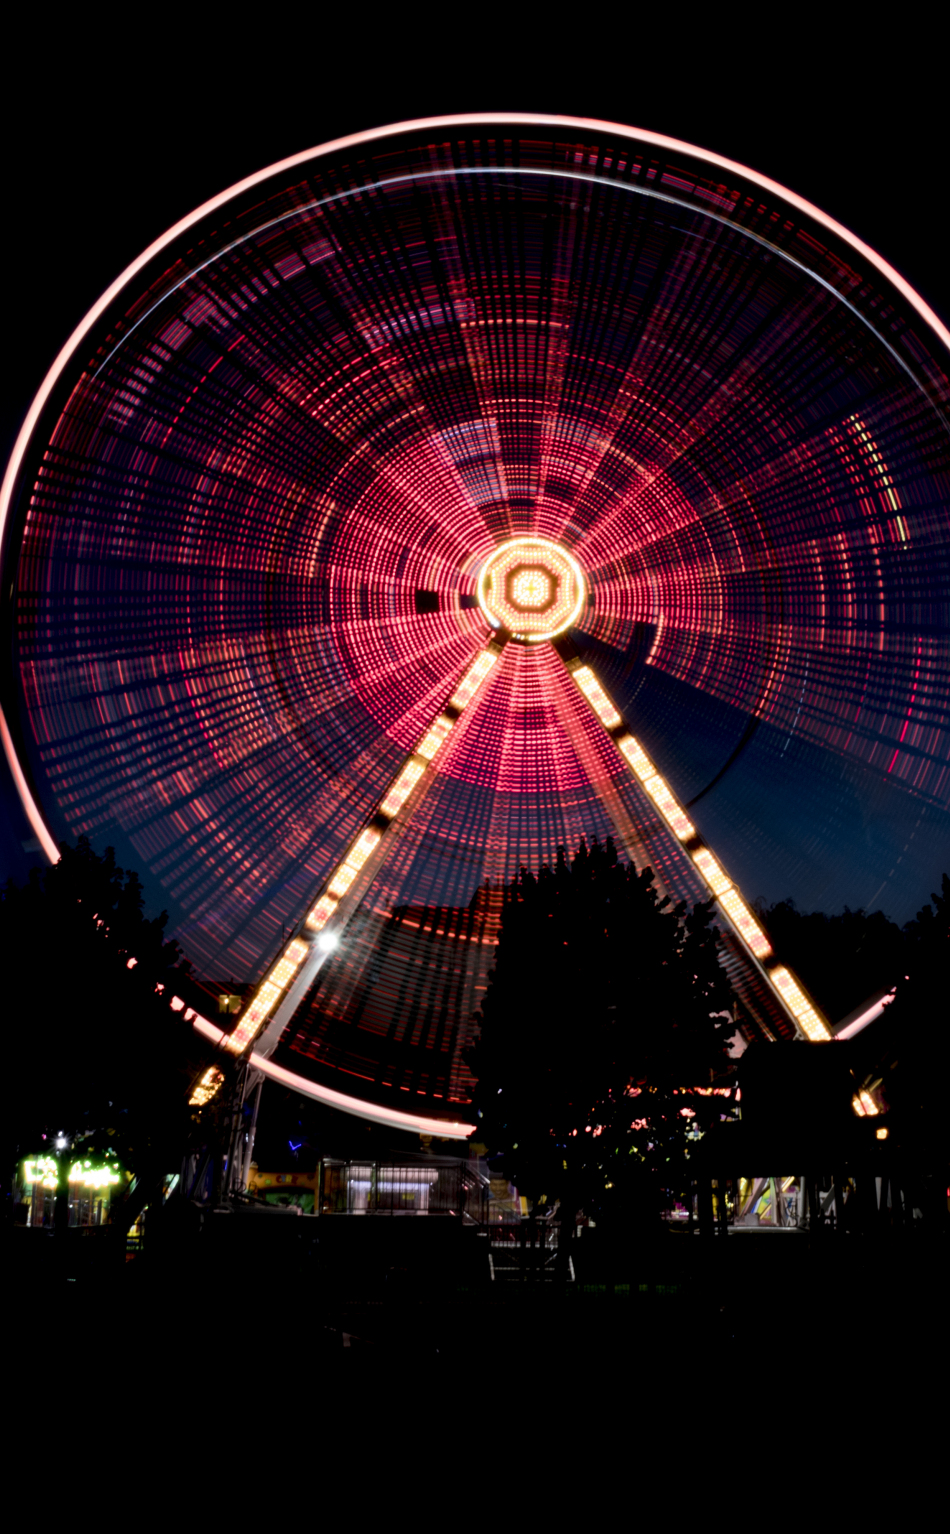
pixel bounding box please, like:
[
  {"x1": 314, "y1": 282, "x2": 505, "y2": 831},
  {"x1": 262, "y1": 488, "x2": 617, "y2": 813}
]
[{"x1": 2, "y1": 19, "x2": 947, "y2": 914}]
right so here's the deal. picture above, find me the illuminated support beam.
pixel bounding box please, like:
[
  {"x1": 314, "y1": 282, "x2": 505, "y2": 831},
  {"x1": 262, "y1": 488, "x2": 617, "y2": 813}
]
[
  {"x1": 207, "y1": 636, "x2": 506, "y2": 1076},
  {"x1": 557, "y1": 646, "x2": 832, "y2": 1041},
  {"x1": 189, "y1": 1065, "x2": 225, "y2": 1107}
]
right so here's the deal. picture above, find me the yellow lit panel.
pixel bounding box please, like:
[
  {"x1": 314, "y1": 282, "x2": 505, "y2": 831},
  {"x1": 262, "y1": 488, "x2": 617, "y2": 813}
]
[
  {"x1": 770, "y1": 967, "x2": 831, "y2": 1040},
  {"x1": 417, "y1": 714, "x2": 454, "y2": 760},
  {"x1": 693, "y1": 848, "x2": 732, "y2": 897},
  {"x1": 617, "y1": 734, "x2": 654, "y2": 780},
  {"x1": 719, "y1": 888, "x2": 772, "y2": 959},
  {"x1": 227, "y1": 979, "x2": 282, "y2": 1052},
  {"x1": 572, "y1": 666, "x2": 621, "y2": 728},
  {"x1": 795, "y1": 1008, "x2": 830, "y2": 1043},
  {"x1": 328, "y1": 862, "x2": 358, "y2": 898},
  {"x1": 268, "y1": 938, "x2": 308, "y2": 990},
  {"x1": 853, "y1": 1092, "x2": 884, "y2": 1116},
  {"x1": 189, "y1": 1065, "x2": 225, "y2": 1106},
  {"x1": 348, "y1": 827, "x2": 381, "y2": 869},
  {"x1": 327, "y1": 825, "x2": 382, "y2": 898},
  {"x1": 450, "y1": 649, "x2": 498, "y2": 709},
  {"x1": 306, "y1": 894, "x2": 338, "y2": 931},
  {"x1": 247, "y1": 979, "x2": 282, "y2": 1024},
  {"x1": 643, "y1": 773, "x2": 695, "y2": 841},
  {"x1": 379, "y1": 758, "x2": 425, "y2": 817}
]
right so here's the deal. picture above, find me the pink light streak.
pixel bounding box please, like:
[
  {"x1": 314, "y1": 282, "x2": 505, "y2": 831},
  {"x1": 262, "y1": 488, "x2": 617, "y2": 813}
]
[
  {"x1": 190, "y1": 1012, "x2": 475, "y2": 1138},
  {"x1": 887, "y1": 638, "x2": 923, "y2": 773},
  {"x1": 4, "y1": 115, "x2": 948, "y2": 865}
]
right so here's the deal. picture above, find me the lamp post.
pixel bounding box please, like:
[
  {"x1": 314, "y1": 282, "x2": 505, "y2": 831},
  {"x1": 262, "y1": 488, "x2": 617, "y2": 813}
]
[{"x1": 53, "y1": 1134, "x2": 71, "y2": 1236}]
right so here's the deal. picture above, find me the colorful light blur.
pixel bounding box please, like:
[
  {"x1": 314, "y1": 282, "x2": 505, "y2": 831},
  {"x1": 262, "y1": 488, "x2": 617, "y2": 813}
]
[
  {"x1": 852, "y1": 1089, "x2": 880, "y2": 1117},
  {"x1": 477, "y1": 537, "x2": 585, "y2": 641},
  {"x1": 219, "y1": 638, "x2": 503, "y2": 1063},
  {"x1": 2, "y1": 117, "x2": 947, "y2": 1117},
  {"x1": 23, "y1": 1156, "x2": 123, "y2": 1189},
  {"x1": 189, "y1": 1064, "x2": 225, "y2": 1106}
]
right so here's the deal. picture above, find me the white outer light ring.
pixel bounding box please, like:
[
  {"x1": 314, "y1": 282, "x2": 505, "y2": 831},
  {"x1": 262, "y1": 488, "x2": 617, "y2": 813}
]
[
  {"x1": 3, "y1": 113, "x2": 944, "y2": 1132},
  {"x1": 476, "y1": 536, "x2": 587, "y2": 642},
  {"x1": 191, "y1": 1015, "x2": 474, "y2": 1137},
  {"x1": 3, "y1": 116, "x2": 947, "y2": 848}
]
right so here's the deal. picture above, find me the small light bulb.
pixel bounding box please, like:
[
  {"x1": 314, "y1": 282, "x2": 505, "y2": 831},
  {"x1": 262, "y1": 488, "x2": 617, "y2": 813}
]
[{"x1": 317, "y1": 931, "x2": 338, "y2": 953}]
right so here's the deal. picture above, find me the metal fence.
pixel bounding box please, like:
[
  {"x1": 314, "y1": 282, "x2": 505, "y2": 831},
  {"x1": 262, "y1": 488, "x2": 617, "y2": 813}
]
[{"x1": 318, "y1": 1156, "x2": 501, "y2": 1219}]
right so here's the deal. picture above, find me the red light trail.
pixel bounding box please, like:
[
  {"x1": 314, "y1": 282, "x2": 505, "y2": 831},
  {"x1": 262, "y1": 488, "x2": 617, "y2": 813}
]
[{"x1": 2, "y1": 117, "x2": 948, "y2": 1126}]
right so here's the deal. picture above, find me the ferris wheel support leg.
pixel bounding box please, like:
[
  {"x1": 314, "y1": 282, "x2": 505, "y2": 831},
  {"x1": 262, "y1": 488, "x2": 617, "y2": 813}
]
[
  {"x1": 551, "y1": 637, "x2": 832, "y2": 1043},
  {"x1": 239, "y1": 1072, "x2": 265, "y2": 1195},
  {"x1": 213, "y1": 636, "x2": 508, "y2": 1072},
  {"x1": 209, "y1": 1061, "x2": 258, "y2": 1206}
]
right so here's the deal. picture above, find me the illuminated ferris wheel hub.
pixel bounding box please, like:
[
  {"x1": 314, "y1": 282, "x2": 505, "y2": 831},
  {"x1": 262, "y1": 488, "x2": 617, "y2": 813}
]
[{"x1": 477, "y1": 537, "x2": 586, "y2": 642}]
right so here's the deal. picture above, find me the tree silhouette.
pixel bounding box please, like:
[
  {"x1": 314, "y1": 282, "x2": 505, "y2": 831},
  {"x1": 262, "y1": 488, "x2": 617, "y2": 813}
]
[
  {"x1": 2, "y1": 836, "x2": 203, "y2": 1218},
  {"x1": 753, "y1": 897, "x2": 905, "y2": 1024},
  {"x1": 466, "y1": 838, "x2": 736, "y2": 1233},
  {"x1": 873, "y1": 874, "x2": 949, "y2": 1165}
]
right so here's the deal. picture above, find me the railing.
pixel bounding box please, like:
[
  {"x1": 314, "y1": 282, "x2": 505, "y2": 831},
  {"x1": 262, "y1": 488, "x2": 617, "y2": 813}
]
[
  {"x1": 487, "y1": 1219, "x2": 574, "y2": 1281},
  {"x1": 318, "y1": 1156, "x2": 494, "y2": 1218}
]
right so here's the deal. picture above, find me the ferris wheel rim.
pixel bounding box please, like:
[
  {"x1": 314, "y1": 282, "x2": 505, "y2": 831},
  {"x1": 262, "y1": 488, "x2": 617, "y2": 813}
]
[
  {"x1": 3, "y1": 114, "x2": 948, "y2": 860},
  {"x1": 2, "y1": 115, "x2": 947, "y2": 1133},
  {"x1": 4, "y1": 110, "x2": 947, "y2": 641}
]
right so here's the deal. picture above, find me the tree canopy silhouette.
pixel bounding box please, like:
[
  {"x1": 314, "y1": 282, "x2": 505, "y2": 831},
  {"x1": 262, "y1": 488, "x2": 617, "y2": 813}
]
[
  {"x1": 868, "y1": 873, "x2": 949, "y2": 1164},
  {"x1": 753, "y1": 897, "x2": 906, "y2": 1024},
  {"x1": 2, "y1": 836, "x2": 204, "y2": 1192},
  {"x1": 466, "y1": 837, "x2": 736, "y2": 1227}
]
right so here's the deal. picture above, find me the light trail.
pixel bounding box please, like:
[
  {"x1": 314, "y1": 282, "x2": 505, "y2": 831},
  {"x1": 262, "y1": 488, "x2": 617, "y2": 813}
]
[{"x1": 209, "y1": 637, "x2": 505, "y2": 1077}]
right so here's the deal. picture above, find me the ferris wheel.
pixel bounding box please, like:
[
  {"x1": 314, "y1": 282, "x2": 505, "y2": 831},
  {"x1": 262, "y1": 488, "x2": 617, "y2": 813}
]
[{"x1": 3, "y1": 116, "x2": 949, "y2": 1138}]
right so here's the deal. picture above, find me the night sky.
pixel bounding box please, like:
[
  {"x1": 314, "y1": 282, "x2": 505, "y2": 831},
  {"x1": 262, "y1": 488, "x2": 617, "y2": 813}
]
[{"x1": 2, "y1": 19, "x2": 948, "y2": 932}]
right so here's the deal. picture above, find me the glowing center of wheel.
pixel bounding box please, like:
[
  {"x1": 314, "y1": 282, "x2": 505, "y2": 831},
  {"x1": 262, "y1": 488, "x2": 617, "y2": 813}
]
[
  {"x1": 477, "y1": 537, "x2": 586, "y2": 642},
  {"x1": 511, "y1": 569, "x2": 552, "y2": 608}
]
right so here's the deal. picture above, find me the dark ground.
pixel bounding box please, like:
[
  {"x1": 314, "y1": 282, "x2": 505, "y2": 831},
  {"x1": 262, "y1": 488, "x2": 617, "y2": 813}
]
[
  {"x1": 9, "y1": 1215, "x2": 944, "y2": 1386},
  {"x1": 9, "y1": 1228, "x2": 945, "y2": 1492}
]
